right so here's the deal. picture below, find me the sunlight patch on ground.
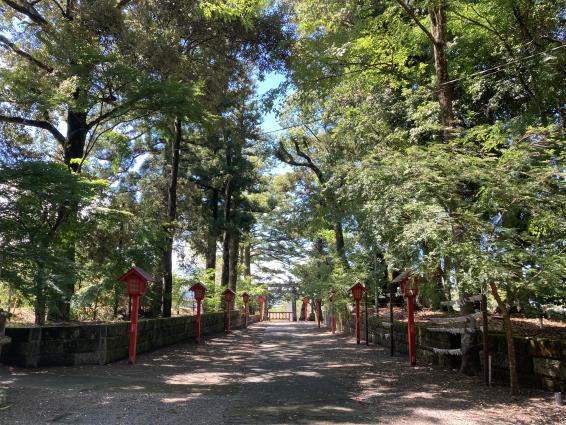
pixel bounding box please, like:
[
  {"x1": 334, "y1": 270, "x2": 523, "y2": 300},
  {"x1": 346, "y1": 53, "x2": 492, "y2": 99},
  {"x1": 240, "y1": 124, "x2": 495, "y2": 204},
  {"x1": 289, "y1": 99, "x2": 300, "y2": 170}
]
[
  {"x1": 161, "y1": 395, "x2": 202, "y2": 403},
  {"x1": 294, "y1": 370, "x2": 321, "y2": 377},
  {"x1": 166, "y1": 372, "x2": 231, "y2": 385},
  {"x1": 118, "y1": 385, "x2": 145, "y2": 390}
]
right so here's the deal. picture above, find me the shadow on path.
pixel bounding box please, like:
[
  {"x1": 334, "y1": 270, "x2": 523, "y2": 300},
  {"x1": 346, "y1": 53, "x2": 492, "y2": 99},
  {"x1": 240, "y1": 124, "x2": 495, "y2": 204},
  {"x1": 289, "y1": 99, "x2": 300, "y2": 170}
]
[{"x1": 0, "y1": 321, "x2": 564, "y2": 424}]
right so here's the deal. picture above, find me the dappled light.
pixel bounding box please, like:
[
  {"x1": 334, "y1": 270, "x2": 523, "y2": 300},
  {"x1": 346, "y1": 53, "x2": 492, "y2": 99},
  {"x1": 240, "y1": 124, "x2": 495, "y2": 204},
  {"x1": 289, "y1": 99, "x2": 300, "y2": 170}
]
[
  {"x1": 3, "y1": 321, "x2": 564, "y2": 424},
  {"x1": 0, "y1": 0, "x2": 564, "y2": 423}
]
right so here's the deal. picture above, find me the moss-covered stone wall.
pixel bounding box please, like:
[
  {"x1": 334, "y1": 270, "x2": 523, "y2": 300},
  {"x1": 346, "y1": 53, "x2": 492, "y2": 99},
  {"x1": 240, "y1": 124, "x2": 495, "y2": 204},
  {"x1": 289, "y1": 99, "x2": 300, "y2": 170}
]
[
  {"x1": 1, "y1": 312, "x2": 259, "y2": 368},
  {"x1": 334, "y1": 313, "x2": 565, "y2": 391}
]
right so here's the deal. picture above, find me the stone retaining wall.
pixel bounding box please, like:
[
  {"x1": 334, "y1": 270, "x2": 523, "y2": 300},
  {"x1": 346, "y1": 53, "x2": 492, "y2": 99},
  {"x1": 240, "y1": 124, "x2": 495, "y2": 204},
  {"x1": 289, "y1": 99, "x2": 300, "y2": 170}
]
[
  {"x1": 333, "y1": 313, "x2": 565, "y2": 391},
  {"x1": 1, "y1": 311, "x2": 259, "y2": 368}
]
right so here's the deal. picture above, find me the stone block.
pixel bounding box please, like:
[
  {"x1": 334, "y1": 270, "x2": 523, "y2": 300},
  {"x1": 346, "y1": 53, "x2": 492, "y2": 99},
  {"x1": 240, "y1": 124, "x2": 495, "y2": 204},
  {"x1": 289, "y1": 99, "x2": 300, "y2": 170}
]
[
  {"x1": 533, "y1": 357, "x2": 563, "y2": 378},
  {"x1": 73, "y1": 338, "x2": 100, "y2": 353},
  {"x1": 106, "y1": 336, "x2": 128, "y2": 350},
  {"x1": 491, "y1": 351, "x2": 509, "y2": 368},
  {"x1": 540, "y1": 376, "x2": 562, "y2": 392},
  {"x1": 4, "y1": 327, "x2": 32, "y2": 342},
  {"x1": 77, "y1": 325, "x2": 101, "y2": 340},
  {"x1": 37, "y1": 353, "x2": 75, "y2": 367},
  {"x1": 39, "y1": 340, "x2": 64, "y2": 355},
  {"x1": 106, "y1": 323, "x2": 128, "y2": 337},
  {"x1": 74, "y1": 351, "x2": 103, "y2": 365}
]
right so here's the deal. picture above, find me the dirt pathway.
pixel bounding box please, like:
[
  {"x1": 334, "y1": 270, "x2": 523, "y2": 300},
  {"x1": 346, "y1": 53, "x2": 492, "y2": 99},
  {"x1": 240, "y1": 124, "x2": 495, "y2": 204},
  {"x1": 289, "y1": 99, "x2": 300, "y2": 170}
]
[{"x1": 0, "y1": 321, "x2": 564, "y2": 424}]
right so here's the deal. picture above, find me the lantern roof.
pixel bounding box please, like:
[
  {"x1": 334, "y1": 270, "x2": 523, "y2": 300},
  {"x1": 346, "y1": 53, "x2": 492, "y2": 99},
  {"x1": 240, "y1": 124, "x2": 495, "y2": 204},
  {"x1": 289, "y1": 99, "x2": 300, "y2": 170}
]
[
  {"x1": 118, "y1": 266, "x2": 153, "y2": 283},
  {"x1": 349, "y1": 282, "x2": 367, "y2": 293},
  {"x1": 189, "y1": 281, "x2": 208, "y2": 292},
  {"x1": 222, "y1": 288, "x2": 235, "y2": 296},
  {"x1": 391, "y1": 270, "x2": 413, "y2": 284}
]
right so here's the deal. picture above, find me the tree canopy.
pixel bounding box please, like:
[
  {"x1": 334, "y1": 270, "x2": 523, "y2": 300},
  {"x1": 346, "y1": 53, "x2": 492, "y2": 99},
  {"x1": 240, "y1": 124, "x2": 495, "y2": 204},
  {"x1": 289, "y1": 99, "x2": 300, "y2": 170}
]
[{"x1": 0, "y1": 0, "x2": 564, "y2": 395}]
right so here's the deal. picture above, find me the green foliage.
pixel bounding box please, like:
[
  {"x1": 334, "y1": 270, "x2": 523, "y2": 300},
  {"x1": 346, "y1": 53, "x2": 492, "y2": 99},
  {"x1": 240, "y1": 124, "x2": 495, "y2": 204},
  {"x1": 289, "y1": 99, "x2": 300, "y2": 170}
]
[{"x1": 270, "y1": 0, "x2": 566, "y2": 317}]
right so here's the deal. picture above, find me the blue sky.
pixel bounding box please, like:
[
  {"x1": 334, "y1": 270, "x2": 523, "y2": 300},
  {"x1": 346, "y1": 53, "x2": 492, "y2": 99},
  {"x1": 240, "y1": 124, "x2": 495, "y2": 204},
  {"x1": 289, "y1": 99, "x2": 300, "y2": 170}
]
[
  {"x1": 256, "y1": 72, "x2": 286, "y2": 133},
  {"x1": 255, "y1": 72, "x2": 294, "y2": 175}
]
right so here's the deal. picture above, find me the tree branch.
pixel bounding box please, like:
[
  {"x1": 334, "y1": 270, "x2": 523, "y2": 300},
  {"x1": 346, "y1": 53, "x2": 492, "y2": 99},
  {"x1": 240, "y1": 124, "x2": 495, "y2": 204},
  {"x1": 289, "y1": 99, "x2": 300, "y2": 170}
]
[
  {"x1": 276, "y1": 142, "x2": 312, "y2": 169},
  {"x1": 86, "y1": 101, "x2": 133, "y2": 129},
  {"x1": 116, "y1": 0, "x2": 134, "y2": 8},
  {"x1": 0, "y1": 114, "x2": 65, "y2": 144},
  {"x1": 394, "y1": 0, "x2": 436, "y2": 44},
  {"x1": 292, "y1": 137, "x2": 325, "y2": 184},
  {"x1": 0, "y1": 34, "x2": 53, "y2": 72},
  {"x1": 2, "y1": 0, "x2": 50, "y2": 28},
  {"x1": 49, "y1": 0, "x2": 69, "y2": 18}
]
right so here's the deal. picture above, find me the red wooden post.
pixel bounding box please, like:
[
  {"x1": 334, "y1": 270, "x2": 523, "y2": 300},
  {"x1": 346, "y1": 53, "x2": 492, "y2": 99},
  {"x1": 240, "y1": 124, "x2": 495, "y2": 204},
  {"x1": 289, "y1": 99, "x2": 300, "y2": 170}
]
[
  {"x1": 332, "y1": 313, "x2": 335, "y2": 334},
  {"x1": 316, "y1": 298, "x2": 322, "y2": 328},
  {"x1": 355, "y1": 299, "x2": 361, "y2": 344},
  {"x1": 350, "y1": 282, "x2": 367, "y2": 345},
  {"x1": 399, "y1": 273, "x2": 419, "y2": 366},
  {"x1": 118, "y1": 267, "x2": 151, "y2": 365},
  {"x1": 407, "y1": 294, "x2": 416, "y2": 366},
  {"x1": 190, "y1": 282, "x2": 208, "y2": 343},
  {"x1": 242, "y1": 292, "x2": 250, "y2": 328},
  {"x1": 196, "y1": 299, "x2": 202, "y2": 341},
  {"x1": 258, "y1": 295, "x2": 265, "y2": 321},
  {"x1": 129, "y1": 294, "x2": 140, "y2": 364},
  {"x1": 223, "y1": 288, "x2": 235, "y2": 332},
  {"x1": 303, "y1": 296, "x2": 309, "y2": 322},
  {"x1": 329, "y1": 292, "x2": 335, "y2": 335},
  {"x1": 226, "y1": 302, "x2": 231, "y2": 331}
]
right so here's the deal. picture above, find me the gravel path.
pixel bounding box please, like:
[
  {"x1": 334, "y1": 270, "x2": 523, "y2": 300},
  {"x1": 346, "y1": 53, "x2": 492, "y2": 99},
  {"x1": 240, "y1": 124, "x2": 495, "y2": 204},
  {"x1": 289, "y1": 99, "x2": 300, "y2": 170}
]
[{"x1": 0, "y1": 321, "x2": 564, "y2": 424}]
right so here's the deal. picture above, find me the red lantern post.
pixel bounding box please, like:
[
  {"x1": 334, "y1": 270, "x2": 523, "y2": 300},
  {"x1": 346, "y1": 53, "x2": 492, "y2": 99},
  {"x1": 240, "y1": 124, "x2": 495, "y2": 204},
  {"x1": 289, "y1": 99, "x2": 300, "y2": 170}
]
[
  {"x1": 303, "y1": 296, "x2": 309, "y2": 322},
  {"x1": 349, "y1": 282, "x2": 367, "y2": 344},
  {"x1": 400, "y1": 275, "x2": 419, "y2": 366},
  {"x1": 223, "y1": 288, "x2": 235, "y2": 332},
  {"x1": 329, "y1": 292, "x2": 335, "y2": 335},
  {"x1": 258, "y1": 295, "x2": 266, "y2": 321},
  {"x1": 242, "y1": 292, "x2": 250, "y2": 328},
  {"x1": 190, "y1": 282, "x2": 208, "y2": 343},
  {"x1": 316, "y1": 298, "x2": 322, "y2": 328},
  {"x1": 118, "y1": 267, "x2": 151, "y2": 365}
]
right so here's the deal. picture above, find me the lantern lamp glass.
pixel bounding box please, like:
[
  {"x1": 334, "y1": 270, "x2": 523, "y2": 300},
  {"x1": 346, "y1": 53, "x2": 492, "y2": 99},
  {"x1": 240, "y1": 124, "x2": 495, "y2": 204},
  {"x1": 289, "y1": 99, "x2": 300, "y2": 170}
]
[
  {"x1": 129, "y1": 279, "x2": 140, "y2": 295},
  {"x1": 350, "y1": 283, "x2": 366, "y2": 301},
  {"x1": 193, "y1": 286, "x2": 205, "y2": 301}
]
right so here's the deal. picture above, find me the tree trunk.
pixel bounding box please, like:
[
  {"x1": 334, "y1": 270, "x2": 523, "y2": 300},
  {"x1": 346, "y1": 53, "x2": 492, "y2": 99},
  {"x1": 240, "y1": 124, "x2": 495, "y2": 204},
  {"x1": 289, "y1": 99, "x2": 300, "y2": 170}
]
[
  {"x1": 428, "y1": 1, "x2": 454, "y2": 141},
  {"x1": 244, "y1": 241, "x2": 251, "y2": 277},
  {"x1": 34, "y1": 261, "x2": 46, "y2": 326},
  {"x1": 334, "y1": 221, "x2": 349, "y2": 269},
  {"x1": 162, "y1": 117, "x2": 182, "y2": 318},
  {"x1": 48, "y1": 109, "x2": 88, "y2": 321},
  {"x1": 489, "y1": 282, "x2": 519, "y2": 395},
  {"x1": 228, "y1": 231, "x2": 239, "y2": 295},
  {"x1": 388, "y1": 267, "x2": 395, "y2": 356},
  {"x1": 221, "y1": 179, "x2": 232, "y2": 287},
  {"x1": 292, "y1": 289, "x2": 297, "y2": 321},
  {"x1": 205, "y1": 188, "x2": 219, "y2": 274},
  {"x1": 64, "y1": 110, "x2": 87, "y2": 172},
  {"x1": 221, "y1": 231, "x2": 231, "y2": 287},
  {"x1": 113, "y1": 285, "x2": 120, "y2": 319}
]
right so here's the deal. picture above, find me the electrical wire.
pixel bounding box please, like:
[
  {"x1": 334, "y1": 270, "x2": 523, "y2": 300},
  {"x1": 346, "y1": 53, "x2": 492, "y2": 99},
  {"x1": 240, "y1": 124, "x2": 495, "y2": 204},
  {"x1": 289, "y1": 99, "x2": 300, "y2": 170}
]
[{"x1": 260, "y1": 44, "x2": 566, "y2": 136}]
